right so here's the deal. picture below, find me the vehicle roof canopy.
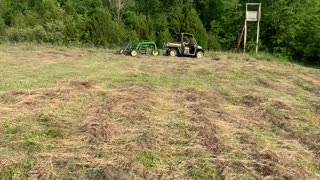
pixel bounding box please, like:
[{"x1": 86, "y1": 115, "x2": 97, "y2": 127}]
[{"x1": 181, "y1": 33, "x2": 194, "y2": 37}]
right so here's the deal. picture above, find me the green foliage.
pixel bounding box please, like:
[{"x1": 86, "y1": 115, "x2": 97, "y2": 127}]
[
  {"x1": 157, "y1": 29, "x2": 172, "y2": 47},
  {"x1": 0, "y1": 18, "x2": 6, "y2": 40},
  {"x1": 207, "y1": 33, "x2": 221, "y2": 50},
  {"x1": 64, "y1": 14, "x2": 88, "y2": 46},
  {"x1": 135, "y1": 0, "x2": 161, "y2": 19},
  {"x1": 40, "y1": 0, "x2": 64, "y2": 21},
  {"x1": 208, "y1": 0, "x2": 243, "y2": 50},
  {"x1": 0, "y1": 0, "x2": 319, "y2": 63},
  {"x1": 44, "y1": 20, "x2": 66, "y2": 45},
  {"x1": 6, "y1": 26, "x2": 44, "y2": 43},
  {"x1": 88, "y1": 8, "x2": 125, "y2": 47},
  {"x1": 123, "y1": 12, "x2": 148, "y2": 40},
  {"x1": 255, "y1": 0, "x2": 320, "y2": 64}
]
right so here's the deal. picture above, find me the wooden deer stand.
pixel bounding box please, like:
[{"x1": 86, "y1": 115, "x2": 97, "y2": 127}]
[{"x1": 244, "y1": 3, "x2": 261, "y2": 54}]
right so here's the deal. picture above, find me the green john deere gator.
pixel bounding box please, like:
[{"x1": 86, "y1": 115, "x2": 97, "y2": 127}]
[{"x1": 163, "y1": 33, "x2": 205, "y2": 58}]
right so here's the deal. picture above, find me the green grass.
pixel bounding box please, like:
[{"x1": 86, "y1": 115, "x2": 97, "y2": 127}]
[
  {"x1": 250, "y1": 52, "x2": 290, "y2": 63},
  {"x1": 187, "y1": 159, "x2": 221, "y2": 180},
  {"x1": 0, "y1": 159, "x2": 35, "y2": 180},
  {"x1": 136, "y1": 151, "x2": 160, "y2": 168}
]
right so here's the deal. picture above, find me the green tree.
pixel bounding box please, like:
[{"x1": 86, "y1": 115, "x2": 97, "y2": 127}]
[
  {"x1": 87, "y1": 8, "x2": 125, "y2": 47},
  {"x1": 135, "y1": 0, "x2": 161, "y2": 20}
]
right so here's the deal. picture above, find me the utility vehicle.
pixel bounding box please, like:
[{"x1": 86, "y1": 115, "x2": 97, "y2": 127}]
[{"x1": 163, "y1": 33, "x2": 204, "y2": 58}]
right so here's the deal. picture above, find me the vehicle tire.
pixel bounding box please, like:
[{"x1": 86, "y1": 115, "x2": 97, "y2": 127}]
[
  {"x1": 119, "y1": 49, "x2": 124, "y2": 54},
  {"x1": 151, "y1": 49, "x2": 159, "y2": 56},
  {"x1": 169, "y1": 49, "x2": 177, "y2": 57},
  {"x1": 196, "y1": 51, "x2": 204, "y2": 59},
  {"x1": 131, "y1": 50, "x2": 138, "y2": 57}
]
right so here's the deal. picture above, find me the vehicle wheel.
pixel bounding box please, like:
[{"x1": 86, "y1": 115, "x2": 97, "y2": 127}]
[
  {"x1": 196, "y1": 51, "x2": 204, "y2": 59},
  {"x1": 131, "y1": 50, "x2": 138, "y2": 57},
  {"x1": 119, "y1": 49, "x2": 124, "y2": 54},
  {"x1": 151, "y1": 49, "x2": 159, "y2": 56},
  {"x1": 169, "y1": 49, "x2": 177, "y2": 57}
]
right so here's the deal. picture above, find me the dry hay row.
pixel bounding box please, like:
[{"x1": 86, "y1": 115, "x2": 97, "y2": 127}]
[
  {"x1": 260, "y1": 108, "x2": 320, "y2": 156},
  {"x1": 242, "y1": 94, "x2": 320, "y2": 158},
  {"x1": 81, "y1": 83, "x2": 155, "y2": 146},
  {"x1": 173, "y1": 88, "x2": 228, "y2": 178},
  {"x1": 240, "y1": 95, "x2": 320, "y2": 179},
  {"x1": 0, "y1": 80, "x2": 99, "y2": 179},
  {"x1": 28, "y1": 83, "x2": 163, "y2": 179},
  {"x1": 172, "y1": 88, "x2": 318, "y2": 179},
  {"x1": 0, "y1": 80, "x2": 96, "y2": 108},
  {"x1": 1, "y1": 80, "x2": 319, "y2": 179}
]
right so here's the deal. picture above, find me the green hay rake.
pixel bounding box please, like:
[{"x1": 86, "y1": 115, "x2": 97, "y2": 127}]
[{"x1": 118, "y1": 40, "x2": 159, "y2": 57}]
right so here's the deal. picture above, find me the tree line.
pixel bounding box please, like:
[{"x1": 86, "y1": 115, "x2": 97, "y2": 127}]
[{"x1": 0, "y1": 0, "x2": 319, "y2": 64}]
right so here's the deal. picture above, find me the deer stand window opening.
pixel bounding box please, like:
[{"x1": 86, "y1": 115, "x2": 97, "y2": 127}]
[{"x1": 244, "y1": 3, "x2": 261, "y2": 54}]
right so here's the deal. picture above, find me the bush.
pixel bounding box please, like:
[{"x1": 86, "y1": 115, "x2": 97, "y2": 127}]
[
  {"x1": 207, "y1": 33, "x2": 221, "y2": 50},
  {"x1": 6, "y1": 28, "x2": 28, "y2": 42},
  {"x1": 6, "y1": 26, "x2": 48, "y2": 43},
  {"x1": 123, "y1": 12, "x2": 148, "y2": 40},
  {"x1": 157, "y1": 29, "x2": 172, "y2": 47},
  {"x1": 0, "y1": 18, "x2": 6, "y2": 41},
  {"x1": 31, "y1": 25, "x2": 48, "y2": 43},
  {"x1": 44, "y1": 20, "x2": 66, "y2": 45},
  {"x1": 64, "y1": 14, "x2": 88, "y2": 46}
]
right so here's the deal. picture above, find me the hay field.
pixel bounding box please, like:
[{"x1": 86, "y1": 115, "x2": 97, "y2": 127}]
[{"x1": 0, "y1": 45, "x2": 319, "y2": 179}]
